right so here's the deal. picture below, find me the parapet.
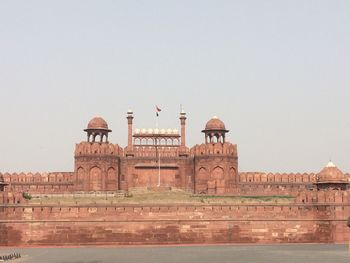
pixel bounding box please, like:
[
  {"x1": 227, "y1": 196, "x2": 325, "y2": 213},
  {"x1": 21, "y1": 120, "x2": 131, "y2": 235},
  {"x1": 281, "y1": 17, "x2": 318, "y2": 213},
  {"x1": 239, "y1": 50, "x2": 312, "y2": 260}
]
[
  {"x1": 75, "y1": 142, "x2": 123, "y2": 156},
  {"x1": 190, "y1": 142, "x2": 237, "y2": 157},
  {"x1": 296, "y1": 189, "x2": 350, "y2": 204},
  {"x1": 1, "y1": 172, "x2": 74, "y2": 184},
  {"x1": 239, "y1": 172, "x2": 316, "y2": 183}
]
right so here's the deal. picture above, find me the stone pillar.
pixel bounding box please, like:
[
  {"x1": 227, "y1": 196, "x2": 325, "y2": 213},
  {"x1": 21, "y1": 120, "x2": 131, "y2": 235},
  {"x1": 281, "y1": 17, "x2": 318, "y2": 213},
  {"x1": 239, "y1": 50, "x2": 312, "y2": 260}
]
[
  {"x1": 180, "y1": 111, "x2": 186, "y2": 147},
  {"x1": 127, "y1": 110, "x2": 134, "y2": 148}
]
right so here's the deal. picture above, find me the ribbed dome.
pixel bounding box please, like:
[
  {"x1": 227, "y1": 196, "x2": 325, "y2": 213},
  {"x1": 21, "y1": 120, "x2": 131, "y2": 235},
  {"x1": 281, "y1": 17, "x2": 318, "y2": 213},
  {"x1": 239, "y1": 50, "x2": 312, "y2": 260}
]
[
  {"x1": 204, "y1": 116, "x2": 226, "y2": 131},
  {"x1": 317, "y1": 161, "x2": 346, "y2": 183},
  {"x1": 87, "y1": 117, "x2": 109, "y2": 130}
]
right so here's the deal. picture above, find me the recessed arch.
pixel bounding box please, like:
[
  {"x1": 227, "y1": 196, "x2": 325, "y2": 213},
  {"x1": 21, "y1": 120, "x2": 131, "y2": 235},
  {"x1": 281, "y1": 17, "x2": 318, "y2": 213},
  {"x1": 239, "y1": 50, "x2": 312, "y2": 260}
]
[
  {"x1": 107, "y1": 167, "x2": 116, "y2": 181},
  {"x1": 89, "y1": 166, "x2": 102, "y2": 191},
  {"x1": 212, "y1": 166, "x2": 224, "y2": 180}
]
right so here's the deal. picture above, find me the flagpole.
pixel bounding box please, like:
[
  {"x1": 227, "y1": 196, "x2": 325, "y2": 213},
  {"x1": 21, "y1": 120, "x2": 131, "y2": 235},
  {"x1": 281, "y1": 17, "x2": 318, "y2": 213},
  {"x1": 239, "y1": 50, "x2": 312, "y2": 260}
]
[
  {"x1": 155, "y1": 105, "x2": 161, "y2": 187},
  {"x1": 158, "y1": 145, "x2": 161, "y2": 187}
]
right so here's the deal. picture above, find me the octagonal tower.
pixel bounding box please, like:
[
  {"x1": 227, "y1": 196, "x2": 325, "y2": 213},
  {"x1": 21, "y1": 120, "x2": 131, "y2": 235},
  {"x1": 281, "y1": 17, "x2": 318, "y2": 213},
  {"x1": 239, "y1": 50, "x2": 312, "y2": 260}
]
[
  {"x1": 74, "y1": 117, "x2": 122, "y2": 192},
  {"x1": 191, "y1": 116, "x2": 238, "y2": 195}
]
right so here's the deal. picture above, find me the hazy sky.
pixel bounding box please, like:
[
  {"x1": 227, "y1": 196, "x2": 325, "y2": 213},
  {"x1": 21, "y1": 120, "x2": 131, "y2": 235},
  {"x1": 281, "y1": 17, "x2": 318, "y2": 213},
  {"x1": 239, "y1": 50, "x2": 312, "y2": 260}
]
[{"x1": 1, "y1": 1, "x2": 349, "y2": 173}]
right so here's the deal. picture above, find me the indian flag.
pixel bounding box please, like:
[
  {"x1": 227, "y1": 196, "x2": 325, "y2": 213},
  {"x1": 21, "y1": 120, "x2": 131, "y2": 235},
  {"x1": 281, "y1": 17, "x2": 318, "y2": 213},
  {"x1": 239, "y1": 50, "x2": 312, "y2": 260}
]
[{"x1": 155, "y1": 105, "x2": 161, "y2": 117}]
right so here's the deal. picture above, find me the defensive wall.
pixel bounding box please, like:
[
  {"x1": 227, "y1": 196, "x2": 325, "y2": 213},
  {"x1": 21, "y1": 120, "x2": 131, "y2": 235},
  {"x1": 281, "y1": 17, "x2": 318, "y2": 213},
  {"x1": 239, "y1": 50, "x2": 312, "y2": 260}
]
[
  {"x1": 1, "y1": 114, "x2": 349, "y2": 246},
  {"x1": 0, "y1": 191, "x2": 349, "y2": 246},
  {"x1": 5, "y1": 171, "x2": 347, "y2": 198}
]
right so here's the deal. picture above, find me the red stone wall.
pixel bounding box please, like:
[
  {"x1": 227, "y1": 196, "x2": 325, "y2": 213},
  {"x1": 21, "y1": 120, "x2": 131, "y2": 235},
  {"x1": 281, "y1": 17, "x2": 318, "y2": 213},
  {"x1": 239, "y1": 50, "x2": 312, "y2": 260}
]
[
  {"x1": 1, "y1": 172, "x2": 75, "y2": 195},
  {"x1": 74, "y1": 142, "x2": 122, "y2": 191},
  {"x1": 121, "y1": 156, "x2": 194, "y2": 190},
  {"x1": 1, "y1": 203, "x2": 349, "y2": 246},
  {"x1": 192, "y1": 142, "x2": 238, "y2": 194}
]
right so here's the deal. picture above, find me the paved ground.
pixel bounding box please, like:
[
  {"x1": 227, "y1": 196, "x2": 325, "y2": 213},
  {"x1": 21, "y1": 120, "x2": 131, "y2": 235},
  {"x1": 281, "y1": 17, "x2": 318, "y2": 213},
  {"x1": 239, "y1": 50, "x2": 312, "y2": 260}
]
[{"x1": 0, "y1": 244, "x2": 349, "y2": 263}]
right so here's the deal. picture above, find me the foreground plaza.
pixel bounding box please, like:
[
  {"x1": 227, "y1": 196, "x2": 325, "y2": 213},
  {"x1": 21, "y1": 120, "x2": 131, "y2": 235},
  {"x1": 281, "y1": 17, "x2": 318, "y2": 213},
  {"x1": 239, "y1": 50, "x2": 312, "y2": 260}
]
[{"x1": 0, "y1": 244, "x2": 349, "y2": 263}]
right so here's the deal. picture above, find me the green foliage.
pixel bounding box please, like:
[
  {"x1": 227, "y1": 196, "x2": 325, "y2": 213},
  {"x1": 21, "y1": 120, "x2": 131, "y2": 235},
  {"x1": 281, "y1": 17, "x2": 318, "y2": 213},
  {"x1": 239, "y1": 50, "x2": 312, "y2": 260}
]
[
  {"x1": 191, "y1": 195, "x2": 294, "y2": 199},
  {"x1": 22, "y1": 192, "x2": 32, "y2": 200}
]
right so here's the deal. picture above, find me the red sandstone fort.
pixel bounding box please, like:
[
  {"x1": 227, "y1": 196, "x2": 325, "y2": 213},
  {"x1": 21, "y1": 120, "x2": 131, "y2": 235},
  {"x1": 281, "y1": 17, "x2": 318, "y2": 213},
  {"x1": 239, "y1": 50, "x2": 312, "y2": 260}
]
[{"x1": 0, "y1": 111, "x2": 349, "y2": 245}]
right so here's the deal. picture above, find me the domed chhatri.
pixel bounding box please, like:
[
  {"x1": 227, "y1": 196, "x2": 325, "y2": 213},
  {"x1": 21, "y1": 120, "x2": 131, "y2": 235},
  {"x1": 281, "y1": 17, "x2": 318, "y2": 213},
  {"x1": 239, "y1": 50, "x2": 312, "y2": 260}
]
[
  {"x1": 204, "y1": 116, "x2": 227, "y2": 131},
  {"x1": 86, "y1": 116, "x2": 110, "y2": 130},
  {"x1": 202, "y1": 116, "x2": 229, "y2": 144},
  {"x1": 84, "y1": 116, "x2": 112, "y2": 143},
  {"x1": 315, "y1": 161, "x2": 348, "y2": 190}
]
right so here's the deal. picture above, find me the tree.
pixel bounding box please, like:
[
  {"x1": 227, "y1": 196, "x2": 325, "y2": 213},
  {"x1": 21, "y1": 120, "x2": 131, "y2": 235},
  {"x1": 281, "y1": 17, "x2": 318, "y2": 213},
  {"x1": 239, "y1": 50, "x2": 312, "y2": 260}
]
[{"x1": 22, "y1": 192, "x2": 32, "y2": 200}]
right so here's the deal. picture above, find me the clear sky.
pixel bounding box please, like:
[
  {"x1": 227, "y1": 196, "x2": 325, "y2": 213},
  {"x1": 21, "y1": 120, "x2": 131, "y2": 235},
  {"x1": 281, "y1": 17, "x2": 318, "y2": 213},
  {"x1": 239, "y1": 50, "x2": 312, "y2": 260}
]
[{"x1": 1, "y1": 1, "x2": 349, "y2": 173}]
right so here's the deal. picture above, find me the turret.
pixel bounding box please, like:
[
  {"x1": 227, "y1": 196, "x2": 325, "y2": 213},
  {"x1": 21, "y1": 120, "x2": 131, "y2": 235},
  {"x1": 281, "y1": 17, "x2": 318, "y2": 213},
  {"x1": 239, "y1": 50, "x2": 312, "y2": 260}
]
[
  {"x1": 315, "y1": 161, "x2": 349, "y2": 190},
  {"x1": 74, "y1": 116, "x2": 120, "y2": 191},
  {"x1": 192, "y1": 117, "x2": 238, "y2": 195},
  {"x1": 84, "y1": 116, "x2": 111, "y2": 143},
  {"x1": 202, "y1": 116, "x2": 229, "y2": 143}
]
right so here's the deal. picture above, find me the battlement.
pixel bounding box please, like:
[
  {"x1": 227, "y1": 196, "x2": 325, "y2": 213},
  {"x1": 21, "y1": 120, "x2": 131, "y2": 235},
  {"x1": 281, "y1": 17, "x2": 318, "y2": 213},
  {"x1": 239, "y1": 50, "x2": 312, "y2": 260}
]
[
  {"x1": 190, "y1": 142, "x2": 237, "y2": 157},
  {"x1": 75, "y1": 142, "x2": 123, "y2": 156},
  {"x1": 239, "y1": 172, "x2": 316, "y2": 184},
  {"x1": 1, "y1": 172, "x2": 74, "y2": 184},
  {"x1": 0, "y1": 172, "x2": 75, "y2": 195},
  {"x1": 296, "y1": 189, "x2": 350, "y2": 204}
]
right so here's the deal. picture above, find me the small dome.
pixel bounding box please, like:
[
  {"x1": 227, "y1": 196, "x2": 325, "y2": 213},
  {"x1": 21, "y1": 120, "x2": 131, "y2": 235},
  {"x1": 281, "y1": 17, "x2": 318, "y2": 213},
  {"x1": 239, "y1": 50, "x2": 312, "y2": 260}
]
[
  {"x1": 317, "y1": 161, "x2": 346, "y2": 183},
  {"x1": 204, "y1": 116, "x2": 226, "y2": 131},
  {"x1": 87, "y1": 117, "x2": 109, "y2": 130}
]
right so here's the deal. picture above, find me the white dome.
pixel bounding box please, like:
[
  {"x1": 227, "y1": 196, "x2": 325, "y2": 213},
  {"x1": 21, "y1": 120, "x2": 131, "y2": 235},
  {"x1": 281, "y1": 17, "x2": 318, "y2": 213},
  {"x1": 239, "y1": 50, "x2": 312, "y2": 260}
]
[{"x1": 326, "y1": 161, "x2": 336, "y2": 168}]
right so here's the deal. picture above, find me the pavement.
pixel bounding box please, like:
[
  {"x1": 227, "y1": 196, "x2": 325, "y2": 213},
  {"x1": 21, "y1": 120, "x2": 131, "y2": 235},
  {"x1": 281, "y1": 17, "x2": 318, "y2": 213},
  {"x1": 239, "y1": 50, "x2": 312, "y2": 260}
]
[{"x1": 0, "y1": 244, "x2": 349, "y2": 263}]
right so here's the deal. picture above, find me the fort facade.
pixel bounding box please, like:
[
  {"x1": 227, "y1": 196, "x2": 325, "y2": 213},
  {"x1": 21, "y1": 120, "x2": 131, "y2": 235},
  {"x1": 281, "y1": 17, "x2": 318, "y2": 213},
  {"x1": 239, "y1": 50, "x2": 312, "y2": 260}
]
[{"x1": 0, "y1": 110, "x2": 349, "y2": 245}]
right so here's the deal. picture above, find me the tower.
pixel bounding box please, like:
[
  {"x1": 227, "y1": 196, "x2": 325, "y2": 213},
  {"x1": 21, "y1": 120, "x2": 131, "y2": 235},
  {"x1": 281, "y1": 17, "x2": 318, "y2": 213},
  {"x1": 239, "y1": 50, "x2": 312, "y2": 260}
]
[
  {"x1": 314, "y1": 161, "x2": 349, "y2": 190},
  {"x1": 192, "y1": 116, "x2": 238, "y2": 194},
  {"x1": 74, "y1": 117, "x2": 121, "y2": 191}
]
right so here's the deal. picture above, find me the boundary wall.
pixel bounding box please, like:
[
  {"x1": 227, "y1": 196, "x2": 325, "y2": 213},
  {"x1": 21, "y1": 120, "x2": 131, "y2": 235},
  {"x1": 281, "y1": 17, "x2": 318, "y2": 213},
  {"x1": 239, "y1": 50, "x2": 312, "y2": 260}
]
[{"x1": 1, "y1": 203, "x2": 349, "y2": 246}]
